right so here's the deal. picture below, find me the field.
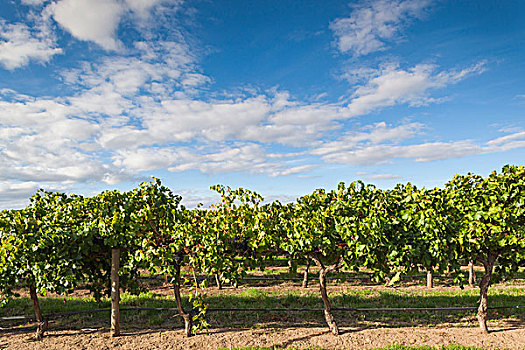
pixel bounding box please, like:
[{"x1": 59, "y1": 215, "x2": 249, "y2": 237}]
[
  {"x1": 1, "y1": 267, "x2": 524, "y2": 350},
  {"x1": 1, "y1": 170, "x2": 524, "y2": 349}
]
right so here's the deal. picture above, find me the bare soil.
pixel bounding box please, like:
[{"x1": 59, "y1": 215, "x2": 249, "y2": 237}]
[
  {"x1": 4, "y1": 269, "x2": 524, "y2": 349},
  {"x1": 1, "y1": 325, "x2": 524, "y2": 349}
]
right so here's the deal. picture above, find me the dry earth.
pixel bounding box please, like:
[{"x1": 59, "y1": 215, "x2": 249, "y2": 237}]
[
  {"x1": 1, "y1": 326, "x2": 525, "y2": 350},
  {"x1": 3, "y1": 271, "x2": 523, "y2": 349}
]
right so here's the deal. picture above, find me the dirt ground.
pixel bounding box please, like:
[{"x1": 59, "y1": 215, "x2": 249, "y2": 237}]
[
  {"x1": 1, "y1": 325, "x2": 525, "y2": 350},
  {"x1": 3, "y1": 271, "x2": 523, "y2": 349}
]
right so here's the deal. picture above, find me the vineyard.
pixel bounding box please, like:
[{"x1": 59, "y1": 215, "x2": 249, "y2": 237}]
[{"x1": 0, "y1": 165, "x2": 524, "y2": 347}]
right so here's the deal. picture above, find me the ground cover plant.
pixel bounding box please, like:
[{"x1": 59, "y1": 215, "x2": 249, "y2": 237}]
[{"x1": 2, "y1": 272, "x2": 523, "y2": 331}]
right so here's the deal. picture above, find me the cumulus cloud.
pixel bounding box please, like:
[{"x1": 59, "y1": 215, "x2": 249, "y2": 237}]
[
  {"x1": 49, "y1": 0, "x2": 126, "y2": 51},
  {"x1": 313, "y1": 122, "x2": 424, "y2": 157},
  {"x1": 330, "y1": 0, "x2": 431, "y2": 56},
  {"x1": 48, "y1": 0, "x2": 178, "y2": 50},
  {"x1": 0, "y1": 0, "x2": 514, "y2": 209},
  {"x1": 0, "y1": 92, "x2": 133, "y2": 187},
  {"x1": 60, "y1": 40, "x2": 196, "y2": 94},
  {"x1": 0, "y1": 20, "x2": 62, "y2": 70},
  {"x1": 0, "y1": 180, "x2": 83, "y2": 209},
  {"x1": 0, "y1": 54, "x2": 496, "y2": 196},
  {"x1": 94, "y1": 90, "x2": 342, "y2": 150},
  {"x1": 111, "y1": 141, "x2": 313, "y2": 179},
  {"x1": 345, "y1": 61, "x2": 486, "y2": 115},
  {"x1": 0, "y1": 181, "x2": 40, "y2": 209},
  {"x1": 168, "y1": 143, "x2": 286, "y2": 175},
  {"x1": 0, "y1": 87, "x2": 327, "y2": 191}
]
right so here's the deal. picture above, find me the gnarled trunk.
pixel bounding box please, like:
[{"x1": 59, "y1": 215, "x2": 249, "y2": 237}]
[
  {"x1": 110, "y1": 248, "x2": 120, "y2": 337},
  {"x1": 310, "y1": 254, "x2": 343, "y2": 335},
  {"x1": 215, "y1": 273, "x2": 222, "y2": 290},
  {"x1": 173, "y1": 262, "x2": 192, "y2": 337},
  {"x1": 29, "y1": 284, "x2": 47, "y2": 340},
  {"x1": 477, "y1": 252, "x2": 497, "y2": 334},
  {"x1": 302, "y1": 256, "x2": 310, "y2": 288}
]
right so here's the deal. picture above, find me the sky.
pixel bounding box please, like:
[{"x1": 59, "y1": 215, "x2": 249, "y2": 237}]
[{"x1": 0, "y1": 0, "x2": 524, "y2": 208}]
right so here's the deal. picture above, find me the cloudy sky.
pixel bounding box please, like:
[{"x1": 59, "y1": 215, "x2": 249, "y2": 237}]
[{"x1": 0, "y1": 0, "x2": 523, "y2": 208}]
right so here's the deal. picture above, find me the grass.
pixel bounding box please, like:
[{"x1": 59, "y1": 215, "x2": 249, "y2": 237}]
[
  {"x1": 178, "y1": 263, "x2": 525, "y2": 286},
  {"x1": 204, "y1": 287, "x2": 524, "y2": 329},
  {"x1": 2, "y1": 284, "x2": 523, "y2": 332}
]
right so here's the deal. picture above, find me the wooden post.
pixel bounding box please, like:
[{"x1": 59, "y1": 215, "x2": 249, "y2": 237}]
[
  {"x1": 29, "y1": 284, "x2": 47, "y2": 340},
  {"x1": 426, "y1": 270, "x2": 433, "y2": 288},
  {"x1": 288, "y1": 256, "x2": 297, "y2": 278},
  {"x1": 468, "y1": 261, "x2": 476, "y2": 287},
  {"x1": 302, "y1": 256, "x2": 310, "y2": 288},
  {"x1": 110, "y1": 248, "x2": 120, "y2": 337}
]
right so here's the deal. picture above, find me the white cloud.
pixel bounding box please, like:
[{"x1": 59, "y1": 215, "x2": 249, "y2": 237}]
[
  {"x1": 0, "y1": 181, "x2": 39, "y2": 196},
  {"x1": 317, "y1": 141, "x2": 481, "y2": 165},
  {"x1": 0, "y1": 89, "x2": 322, "y2": 182},
  {"x1": 0, "y1": 0, "x2": 505, "y2": 204},
  {"x1": 60, "y1": 41, "x2": 196, "y2": 94},
  {"x1": 112, "y1": 142, "x2": 301, "y2": 177},
  {"x1": 313, "y1": 122, "x2": 424, "y2": 157},
  {"x1": 49, "y1": 0, "x2": 125, "y2": 51},
  {"x1": 0, "y1": 181, "x2": 40, "y2": 209},
  {"x1": 365, "y1": 173, "x2": 401, "y2": 180},
  {"x1": 487, "y1": 131, "x2": 525, "y2": 145},
  {"x1": 48, "y1": 0, "x2": 180, "y2": 50},
  {"x1": 80, "y1": 58, "x2": 482, "y2": 156},
  {"x1": 0, "y1": 29, "x2": 497, "y2": 196},
  {"x1": 0, "y1": 21, "x2": 62, "y2": 70},
  {"x1": 168, "y1": 143, "x2": 285, "y2": 175},
  {"x1": 124, "y1": 0, "x2": 177, "y2": 18},
  {"x1": 181, "y1": 73, "x2": 211, "y2": 88},
  {"x1": 312, "y1": 122, "x2": 525, "y2": 166},
  {"x1": 0, "y1": 56, "x2": 492, "y2": 192},
  {"x1": 330, "y1": 0, "x2": 431, "y2": 56},
  {"x1": 21, "y1": 0, "x2": 49, "y2": 6},
  {"x1": 68, "y1": 84, "x2": 134, "y2": 116},
  {"x1": 0, "y1": 94, "x2": 133, "y2": 186},
  {"x1": 271, "y1": 164, "x2": 318, "y2": 177},
  {"x1": 345, "y1": 62, "x2": 486, "y2": 116},
  {"x1": 0, "y1": 180, "x2": 81, "y2": 209},
  {"x1": 94, "y1": 91, "x2": 342, "y2": 151}
]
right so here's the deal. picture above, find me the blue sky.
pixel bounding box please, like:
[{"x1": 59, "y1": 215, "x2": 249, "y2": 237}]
[{"x1": 0, "y1": 0, "x2": 523, "y2": 208}]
